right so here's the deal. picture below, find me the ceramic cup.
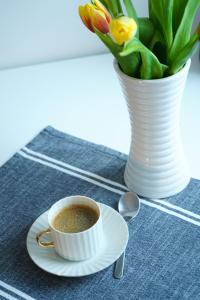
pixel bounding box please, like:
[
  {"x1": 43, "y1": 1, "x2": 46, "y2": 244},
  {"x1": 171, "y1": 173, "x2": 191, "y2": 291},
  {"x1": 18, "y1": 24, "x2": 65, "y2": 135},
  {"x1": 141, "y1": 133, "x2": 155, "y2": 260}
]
[{"x1": 36, "y1": 195, "x2": 104, "y2": 261}]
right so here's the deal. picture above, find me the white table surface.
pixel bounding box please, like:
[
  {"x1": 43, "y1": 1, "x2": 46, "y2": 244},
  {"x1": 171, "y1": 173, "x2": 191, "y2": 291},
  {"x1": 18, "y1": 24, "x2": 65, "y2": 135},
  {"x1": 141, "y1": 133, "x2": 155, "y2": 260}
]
[{"x1": 0, "y1": 53, "x2": 200, "y2": 179}]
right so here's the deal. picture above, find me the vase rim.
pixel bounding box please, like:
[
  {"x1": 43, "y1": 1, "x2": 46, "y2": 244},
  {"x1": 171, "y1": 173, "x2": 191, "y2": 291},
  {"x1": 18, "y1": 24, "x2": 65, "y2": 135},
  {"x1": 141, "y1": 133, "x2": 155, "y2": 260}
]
[{"x1": 114, "y1": 59, "x2": 191, "y2": 83}]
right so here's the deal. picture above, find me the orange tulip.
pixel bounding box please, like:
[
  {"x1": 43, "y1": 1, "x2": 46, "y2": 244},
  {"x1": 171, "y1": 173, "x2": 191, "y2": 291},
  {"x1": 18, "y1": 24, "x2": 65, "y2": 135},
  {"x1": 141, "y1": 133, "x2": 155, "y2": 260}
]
[{"x1": 79, "y1": 0, "x2": 111, "y2": 34}]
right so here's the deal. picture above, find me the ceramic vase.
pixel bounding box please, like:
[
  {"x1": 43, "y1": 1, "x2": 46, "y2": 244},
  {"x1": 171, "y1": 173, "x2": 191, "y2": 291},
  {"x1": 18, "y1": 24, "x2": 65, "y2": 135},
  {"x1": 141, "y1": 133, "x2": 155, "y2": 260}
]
[{"x1": 114, "y1": 59, "x2": 191, "y2": 198}]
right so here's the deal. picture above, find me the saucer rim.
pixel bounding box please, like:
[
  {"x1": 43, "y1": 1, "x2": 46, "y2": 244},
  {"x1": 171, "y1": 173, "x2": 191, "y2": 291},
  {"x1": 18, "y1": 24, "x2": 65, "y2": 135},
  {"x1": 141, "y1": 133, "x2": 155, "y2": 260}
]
[{"x1": 26, "y1": 202, "x2": 129, "y2": 277}]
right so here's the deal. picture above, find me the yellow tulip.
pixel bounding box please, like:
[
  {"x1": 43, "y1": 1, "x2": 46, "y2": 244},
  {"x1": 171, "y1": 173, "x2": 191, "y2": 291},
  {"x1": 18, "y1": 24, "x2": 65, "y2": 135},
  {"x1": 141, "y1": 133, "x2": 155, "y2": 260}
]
[
  {"x1": 79, "y1": 0, "x2": 111, "y2": 34},
  {"x1": 109, "y1": 17, "x2": 137, "y2": 45}
]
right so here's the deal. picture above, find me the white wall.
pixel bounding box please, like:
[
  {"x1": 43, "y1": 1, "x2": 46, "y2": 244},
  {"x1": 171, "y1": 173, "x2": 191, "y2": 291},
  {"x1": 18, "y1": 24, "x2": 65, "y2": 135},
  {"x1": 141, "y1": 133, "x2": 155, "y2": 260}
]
[
  {"x1": 0, "y1": 0, "x2": 147, "y2": 69},
  {"x1": 0, "y1": 1, "x2": 198, "y2": 69}
]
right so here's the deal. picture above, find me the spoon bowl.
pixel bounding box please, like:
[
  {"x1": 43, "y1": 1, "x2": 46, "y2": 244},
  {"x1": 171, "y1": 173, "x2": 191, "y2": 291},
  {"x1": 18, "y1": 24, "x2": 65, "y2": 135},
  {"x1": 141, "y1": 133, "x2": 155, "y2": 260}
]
[{"x1": 118, "y1": 191, "x2": 140, "y2": 220}]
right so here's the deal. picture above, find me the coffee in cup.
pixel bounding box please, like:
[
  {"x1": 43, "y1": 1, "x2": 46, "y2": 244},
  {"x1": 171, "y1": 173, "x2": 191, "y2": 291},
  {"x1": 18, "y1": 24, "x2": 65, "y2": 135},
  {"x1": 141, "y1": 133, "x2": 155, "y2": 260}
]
[{"x1": 52, "y1": 204, "x2": 99, "y2": 233}]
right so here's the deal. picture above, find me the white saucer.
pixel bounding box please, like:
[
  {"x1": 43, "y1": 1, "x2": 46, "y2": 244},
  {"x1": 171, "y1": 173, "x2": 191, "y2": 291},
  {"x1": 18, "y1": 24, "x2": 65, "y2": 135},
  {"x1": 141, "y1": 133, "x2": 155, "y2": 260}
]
[{"x1": 26, "y1": 202, "x2": 129, "y2": 277}]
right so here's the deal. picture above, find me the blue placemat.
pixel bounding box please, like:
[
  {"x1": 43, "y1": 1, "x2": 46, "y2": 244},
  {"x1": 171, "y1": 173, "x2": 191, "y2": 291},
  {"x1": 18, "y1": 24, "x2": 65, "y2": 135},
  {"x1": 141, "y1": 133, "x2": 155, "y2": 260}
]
[{"x1": 0, "y1": 126, "x2": 200, "y2": 300}]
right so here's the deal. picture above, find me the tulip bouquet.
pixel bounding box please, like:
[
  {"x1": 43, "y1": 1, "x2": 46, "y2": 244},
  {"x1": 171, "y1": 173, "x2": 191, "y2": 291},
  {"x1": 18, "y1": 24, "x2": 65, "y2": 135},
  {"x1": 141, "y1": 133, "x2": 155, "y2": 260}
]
[{"x1": 79, "y1": 0, "x2": 200, "y2": 79}]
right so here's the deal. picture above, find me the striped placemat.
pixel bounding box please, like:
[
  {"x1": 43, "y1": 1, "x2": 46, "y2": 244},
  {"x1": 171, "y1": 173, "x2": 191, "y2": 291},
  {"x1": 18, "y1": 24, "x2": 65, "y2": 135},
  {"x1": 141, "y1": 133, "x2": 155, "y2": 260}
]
[{"x1": 0, "y1": 126, "x2": 200, "y2": 299}]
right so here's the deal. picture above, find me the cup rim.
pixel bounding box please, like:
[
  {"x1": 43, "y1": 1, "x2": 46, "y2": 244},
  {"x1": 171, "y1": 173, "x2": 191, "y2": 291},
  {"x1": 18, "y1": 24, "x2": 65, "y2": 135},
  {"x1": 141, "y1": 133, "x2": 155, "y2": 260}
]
[{"x1": 48, "y1": 195, "x2": 101, "y2": 235}]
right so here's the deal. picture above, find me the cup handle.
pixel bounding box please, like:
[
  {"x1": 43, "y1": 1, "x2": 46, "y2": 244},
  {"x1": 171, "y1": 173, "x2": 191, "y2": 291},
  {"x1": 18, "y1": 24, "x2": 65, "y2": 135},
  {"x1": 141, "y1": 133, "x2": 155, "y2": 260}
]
[{"x1": 36, "y1": 228, "x2": 55, "y2": 248}]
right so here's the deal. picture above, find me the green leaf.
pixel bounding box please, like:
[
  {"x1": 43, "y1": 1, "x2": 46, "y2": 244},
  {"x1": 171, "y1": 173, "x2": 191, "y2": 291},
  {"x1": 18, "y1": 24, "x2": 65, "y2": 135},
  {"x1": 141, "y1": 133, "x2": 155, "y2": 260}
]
[
  {"x1": 116, "y1": 0, "x2": 123, "y2": 15},
  {"x1": 169, "y1": 0, "x2": 200, "y2": 63},
  {"x1": 120, "y1": 38, "x2": 167, "y2": 79},
  {"x1": 149, "y1": 0, "x2": 173, "y2": 54},
  {"x1": 99, "y1": 0, "x2": 121, "y2": 18},
  {"x1": 149, "y1": 29, "x2": 167, "y2": 63},
  {"x1": 95, "y1": 29, "x2": 140, "y2": 76},
  {"x1": 138, "y1": 17, "x2": 155, "y2": 46},
  {"x1": 172, "y1": 0, "x2": 188, "y2": 37},
  {"x1": 123, "y1": 0, "x2": 137, "y2": 19},
  {"x1": 168, "y1": 24, "x2": 200, "y2": 75},
  {"x1": 123, "y1": 0, "x2": 139, "y2": 38}
]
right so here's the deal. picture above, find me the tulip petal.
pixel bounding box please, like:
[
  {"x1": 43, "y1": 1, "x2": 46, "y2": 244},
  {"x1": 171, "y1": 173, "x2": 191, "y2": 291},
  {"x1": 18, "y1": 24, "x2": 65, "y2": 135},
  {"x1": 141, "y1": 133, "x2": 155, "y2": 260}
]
[
  {"x1": 109, "y1": 17, "x2": 137, "y2": 45},
  {"x1": 92, "y1": 0, "x2": 111, "y2": 23},
  {"x1": 91, "y1": 9, "x2": 109, "y2": 33},
  {"x1": 79, "y1": 5, "x2": 94, "y2": 32}
]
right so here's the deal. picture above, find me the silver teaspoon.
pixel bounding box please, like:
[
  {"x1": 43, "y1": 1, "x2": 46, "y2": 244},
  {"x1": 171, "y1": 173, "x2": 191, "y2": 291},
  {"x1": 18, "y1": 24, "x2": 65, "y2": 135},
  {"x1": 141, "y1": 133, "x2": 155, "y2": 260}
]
[{"x1": 114, "y1": 191, "x2": 140, "y2": 279}]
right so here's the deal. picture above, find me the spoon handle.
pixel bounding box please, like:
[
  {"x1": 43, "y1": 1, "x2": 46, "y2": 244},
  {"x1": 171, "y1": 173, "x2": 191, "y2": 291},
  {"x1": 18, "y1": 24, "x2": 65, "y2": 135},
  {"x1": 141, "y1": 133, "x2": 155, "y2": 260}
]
[{"x1": 114, "y1": 251, "x2": 125, "y2": 279}]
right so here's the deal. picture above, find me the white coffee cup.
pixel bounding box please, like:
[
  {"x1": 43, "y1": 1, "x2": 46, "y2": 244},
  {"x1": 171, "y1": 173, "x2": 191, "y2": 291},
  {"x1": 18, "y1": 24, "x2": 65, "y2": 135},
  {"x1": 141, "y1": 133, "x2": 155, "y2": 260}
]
[{"x1": 36, "y1": 195, "x2": 104, "y2": 261}]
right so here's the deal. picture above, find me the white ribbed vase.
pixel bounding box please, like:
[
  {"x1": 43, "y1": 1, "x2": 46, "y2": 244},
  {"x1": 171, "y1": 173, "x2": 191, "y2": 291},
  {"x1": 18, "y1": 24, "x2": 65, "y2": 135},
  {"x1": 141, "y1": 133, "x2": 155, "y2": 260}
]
[{"x1": 114, "y1": 59, "x2": 191, "y2": 198}]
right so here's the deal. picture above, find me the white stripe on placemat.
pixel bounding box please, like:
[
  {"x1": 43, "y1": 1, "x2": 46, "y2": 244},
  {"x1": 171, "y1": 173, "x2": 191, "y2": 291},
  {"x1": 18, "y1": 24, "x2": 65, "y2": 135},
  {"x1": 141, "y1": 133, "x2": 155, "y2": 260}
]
[
  {"x1": 18, "y1": 150, "x2": 124, "y2": 196},
  {"x1": 141, "y1": 199, "x2": 200, "y2": 227},
  {"x1": 18, "y1": 150, "x2": 200, "y2": 227},
  {"x1": 23, "y1": 146, "x2": 128, "y2": 191},
  {"x1": 0, "y1": 281, "x2": 35, "y2": 300},
  {"x1": 0, "y1": 289, "x2": 18, "y2": 300},
  {"x1": 21, "y1": 147, "x2": 200, "y2": 222},
  {"x1": 151, "y1": 199, "x2": 200, "y2": 220}
]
